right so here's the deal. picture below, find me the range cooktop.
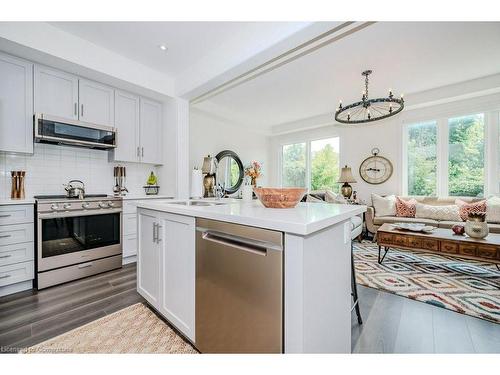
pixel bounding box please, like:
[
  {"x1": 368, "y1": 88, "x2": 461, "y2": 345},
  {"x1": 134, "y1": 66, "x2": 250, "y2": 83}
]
[{"x1": 34, "y1": 194, "x2": 109, "y2": 200}]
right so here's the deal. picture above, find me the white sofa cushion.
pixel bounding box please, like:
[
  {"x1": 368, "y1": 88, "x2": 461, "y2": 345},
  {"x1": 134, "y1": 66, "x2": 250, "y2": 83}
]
[
  {"x1": 415, "y1": 203, "x2": 461, "y2": 221},
  {"x1": 325, "y1": 190, "x2": 347, "y2": 204},
  {"x1": 487, "y1": 196, "x2": 500, "y2": 223},
  {"x1": 371, "y1": 194, "x2": 396, "y2": 217}
]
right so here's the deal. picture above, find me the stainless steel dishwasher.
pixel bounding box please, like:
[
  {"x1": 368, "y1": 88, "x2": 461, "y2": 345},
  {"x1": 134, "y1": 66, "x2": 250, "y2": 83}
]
[{"x1": 195, "y1": 218, "x2": 283, "y2": 353}]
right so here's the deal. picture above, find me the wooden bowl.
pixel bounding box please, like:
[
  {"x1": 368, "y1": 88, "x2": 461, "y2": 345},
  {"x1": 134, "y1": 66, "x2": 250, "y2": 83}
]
[{"x1": 253, "y1": 187, "x2": 307, "y2": 208}]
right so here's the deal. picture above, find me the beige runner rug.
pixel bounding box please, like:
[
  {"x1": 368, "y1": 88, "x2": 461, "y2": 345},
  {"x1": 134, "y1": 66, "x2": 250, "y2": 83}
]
[{"x1": 23, "y1": 303, "x2": 198, "y2": 354}]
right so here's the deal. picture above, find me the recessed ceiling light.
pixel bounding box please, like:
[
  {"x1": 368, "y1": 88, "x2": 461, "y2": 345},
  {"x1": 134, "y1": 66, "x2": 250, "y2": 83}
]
[{"x1": 158, "y1": 45, "x2": 167, "y2": 51}]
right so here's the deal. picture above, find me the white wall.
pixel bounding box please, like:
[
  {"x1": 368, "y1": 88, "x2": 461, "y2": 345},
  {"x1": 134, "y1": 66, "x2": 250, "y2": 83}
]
[
  {"x1": 269, "y1": 117, "x2": 402, "y2": 203},
  {"x1": 189, "y1": 110, "x2": 271, "y2": 190},
  {"x1": 0, "y1": 143, "x2": 158, "y2": 199}
]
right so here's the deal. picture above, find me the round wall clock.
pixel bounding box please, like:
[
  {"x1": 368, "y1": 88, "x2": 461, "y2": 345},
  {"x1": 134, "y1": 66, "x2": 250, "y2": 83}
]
[{"x1": 359, "y1": 148, "x2": 393, "y2": 184}]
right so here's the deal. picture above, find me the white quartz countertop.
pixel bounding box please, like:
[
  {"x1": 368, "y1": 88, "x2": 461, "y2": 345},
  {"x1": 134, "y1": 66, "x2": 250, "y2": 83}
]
[
  {"x1": 0, "y1": 198, "x2": 35, "y2": 206},
  {"x1": 137, "y1": 199, "x2": 366, "y2": 236}
]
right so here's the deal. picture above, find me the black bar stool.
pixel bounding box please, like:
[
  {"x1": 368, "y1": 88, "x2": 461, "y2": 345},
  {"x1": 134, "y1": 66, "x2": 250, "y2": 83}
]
[{"x1": 351, "y1": 243, "x2": 362, "y2": 324}]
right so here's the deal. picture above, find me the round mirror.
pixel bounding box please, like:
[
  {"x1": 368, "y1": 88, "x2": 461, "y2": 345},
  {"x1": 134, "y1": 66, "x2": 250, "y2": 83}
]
[{"x1": 215, "y1": 150, "x2": 244, "y2": 195}]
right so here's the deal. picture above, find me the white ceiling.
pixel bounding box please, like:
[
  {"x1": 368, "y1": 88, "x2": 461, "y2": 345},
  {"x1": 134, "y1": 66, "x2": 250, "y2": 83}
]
[
  {"x1": 49, "y1": 22, "x2": 308, "y2": 77},
  {"x1": 192, "y1": 22, "x2": 500, "y2": 133}
]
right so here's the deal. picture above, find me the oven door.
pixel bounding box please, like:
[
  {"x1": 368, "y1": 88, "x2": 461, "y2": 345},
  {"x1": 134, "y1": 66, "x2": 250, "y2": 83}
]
[{"x1": 37, "y1": 209, "x2": 122, "y2": 272}]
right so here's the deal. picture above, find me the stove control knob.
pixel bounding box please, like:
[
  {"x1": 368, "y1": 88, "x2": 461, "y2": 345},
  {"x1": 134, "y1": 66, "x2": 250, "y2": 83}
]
[
  {"x1": 107, "y1": 201, "x2": 115, "y2": 208},
  {"x1": 50, "y1": 204, "x2": 59, "y2": 211},
  {"x1": 63, "y1": 203, "x2": 72, "y2": 210},
  {"x1": 82, "y1": 202, "x2": 90, "y2": 209},
  {"x1": 98, "y1": 202, "x2": 106, "y2": 208}
]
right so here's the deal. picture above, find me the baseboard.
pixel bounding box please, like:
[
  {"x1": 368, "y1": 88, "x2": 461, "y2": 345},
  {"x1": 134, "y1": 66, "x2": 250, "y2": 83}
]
[
  {"x1": 122, "y1": 255, "x2": 137, "y2": 265},
  {"x1": 0, "y1": 280, "x2": 33, "y2": 297}
]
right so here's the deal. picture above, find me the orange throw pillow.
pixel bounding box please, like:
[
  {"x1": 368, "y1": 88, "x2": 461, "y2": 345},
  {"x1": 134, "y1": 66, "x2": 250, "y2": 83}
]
[
  {"x1": 395, "y1": 197, "x2": 417, "y2": 218},
  {"x1": 456, "y1": 199, "x2": 486, "y2": 221}
]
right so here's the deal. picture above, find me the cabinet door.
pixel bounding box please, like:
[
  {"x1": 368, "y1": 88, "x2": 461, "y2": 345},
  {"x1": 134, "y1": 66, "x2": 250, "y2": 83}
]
[
  {"x1": 34, "y1": 65, "x2": 78, "y2": 120},
  {"x1": 113, "y1": 90, "x2": 140, "y2": 162},
  {"x1": 0, "y1": 53, "x2": 33, "y2": 154},
  {"x1": 137, "y1": 209, "x2": 160, "y2": 308},
  {"x1": 139, "y1": 98, "x2": 162, "y2": 164},
  {"x1": 159, "y1": 213, "x2": 195, "y2": 341},
  {"x1": 78, "y1": 78, "x2": 115, "y2": 126}
]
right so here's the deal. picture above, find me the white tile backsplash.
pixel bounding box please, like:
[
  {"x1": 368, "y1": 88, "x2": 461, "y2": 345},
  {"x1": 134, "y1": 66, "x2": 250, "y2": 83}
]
[{"x1": 0, "y1": 143, "x2": 158, "y2": 198}]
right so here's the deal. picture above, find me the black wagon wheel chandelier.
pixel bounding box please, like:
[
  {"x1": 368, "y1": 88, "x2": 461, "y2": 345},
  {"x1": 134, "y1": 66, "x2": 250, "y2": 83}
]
[{"x1": 334, "y1": 70, "x2": 404, "y2": 124}]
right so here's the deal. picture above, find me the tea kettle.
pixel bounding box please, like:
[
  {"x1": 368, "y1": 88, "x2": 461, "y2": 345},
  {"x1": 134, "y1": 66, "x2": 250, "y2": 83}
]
[{"x1": 64, "y1": 180, "x2": 85, "y2": 199}]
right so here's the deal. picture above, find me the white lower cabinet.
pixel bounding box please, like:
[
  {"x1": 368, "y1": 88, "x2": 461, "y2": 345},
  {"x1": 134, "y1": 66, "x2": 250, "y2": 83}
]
[{"x1": 137, "y1": 208, "x2": 195, "y2": 342}]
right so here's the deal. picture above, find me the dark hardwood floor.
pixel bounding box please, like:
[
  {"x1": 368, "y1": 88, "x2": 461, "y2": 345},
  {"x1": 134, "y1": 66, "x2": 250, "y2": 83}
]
[
  {"x1": 0, "y1": 263, "x2": 144, "y2": 352},
  {"x1": 1, "y1": 263, "x2": 498, "y2": 353}
]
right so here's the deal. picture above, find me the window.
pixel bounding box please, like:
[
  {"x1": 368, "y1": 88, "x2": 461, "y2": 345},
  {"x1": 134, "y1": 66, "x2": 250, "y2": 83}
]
[
  {"x1": 405, "y1": 113, "x2": 486, "y2": 197},
  {"x1": 448, "y1": 114, "x2": 484, "y2": 197},
  {"x1": 282, "y1": 142, "x2": 307, "y2": 187},
  {"x1": 407, "y1": 121, "x2": 437, "y2": 196},
  {"x1": 311, "y1": 138, "x2": 340, "y2": 191},
  {"x1": 281, "y1": 137, "x2": 340, "y2": 191}
]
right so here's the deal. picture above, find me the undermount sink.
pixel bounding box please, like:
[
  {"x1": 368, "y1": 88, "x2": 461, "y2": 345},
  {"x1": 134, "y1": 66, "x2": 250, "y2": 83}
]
[{"x1": 168, "y1": 200, "x2": 227, "y2": 207}]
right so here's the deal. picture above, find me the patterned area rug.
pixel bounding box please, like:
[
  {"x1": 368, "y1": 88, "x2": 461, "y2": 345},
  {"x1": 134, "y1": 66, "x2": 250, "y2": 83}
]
[
  {"x1": 354, "y1": 241, "x2": 500, "y2": 323},
  {"x1": 23, "y1": 303, "x2": 198, "y2": 354}
]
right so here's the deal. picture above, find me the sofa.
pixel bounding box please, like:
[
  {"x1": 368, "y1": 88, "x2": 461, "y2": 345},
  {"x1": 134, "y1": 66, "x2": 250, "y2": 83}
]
[
  {"x1": 302, "y1": 191, "x2": 364, "y2": 240},
  {"x1": 366, "y1": 196, "x2": 500, "y2": 236}
]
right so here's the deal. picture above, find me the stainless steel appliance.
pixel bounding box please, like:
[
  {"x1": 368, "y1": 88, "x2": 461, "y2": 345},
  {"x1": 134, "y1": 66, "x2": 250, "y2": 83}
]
[
  {"x1": 195, "y1": 218, "x2": 283, "y2": 353},
  {"x1": 35, "y1": 194, "x2": 122, "y2": 289},
  {"x1": 63, "y1": 179, "x2": 85, "y2": 199},
  {"x1": 34, "y1": 113, "x2": 116, "y2": 150}
]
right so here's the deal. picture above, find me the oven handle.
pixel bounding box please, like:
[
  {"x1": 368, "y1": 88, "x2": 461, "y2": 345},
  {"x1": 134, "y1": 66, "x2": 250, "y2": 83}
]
[{"x1": 38, "y1": 208, "x2": 123, "y2": 219}]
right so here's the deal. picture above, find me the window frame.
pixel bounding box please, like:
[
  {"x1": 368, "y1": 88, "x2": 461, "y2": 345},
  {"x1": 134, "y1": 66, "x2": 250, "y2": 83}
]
[
  {"x1": 279, "y1": 136, "x2": 341, "y2": 191},
  {"x1": 403, "y1": 111, "x2": 494, "y2": 197}
]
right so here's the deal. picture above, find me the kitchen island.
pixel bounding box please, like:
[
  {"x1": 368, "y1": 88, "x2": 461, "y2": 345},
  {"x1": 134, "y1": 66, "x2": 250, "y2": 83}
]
[{"x1": 136, "y1": 198, "x2": 366, "y2": 353}]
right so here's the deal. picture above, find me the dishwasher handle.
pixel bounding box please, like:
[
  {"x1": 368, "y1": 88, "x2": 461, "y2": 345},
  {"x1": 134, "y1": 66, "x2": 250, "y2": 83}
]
[{"x1": 196, "y1": 227, "x2": 282, "y2": 256}]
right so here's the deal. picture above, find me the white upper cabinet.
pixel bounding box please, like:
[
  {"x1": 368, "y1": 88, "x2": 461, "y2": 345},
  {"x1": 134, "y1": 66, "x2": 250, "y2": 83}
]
[
  {"x1": 140, "y1": 98, "x2": 162, "y2": 164},
  {"x1": 0, "y1": 53, "x2": 33, "y2": 154},
  {"x1": 78, "y1": 79, "x2": 115, "y2": 126},
  {"x1": 34, "y1": 65, "x2": 78, "y2": 119},
  {"x1": 113, "y1": 90, "x2": 140, "y2": 162}
]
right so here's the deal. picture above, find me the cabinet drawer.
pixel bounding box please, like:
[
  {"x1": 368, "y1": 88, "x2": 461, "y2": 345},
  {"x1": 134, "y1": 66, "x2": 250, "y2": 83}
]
[
  {"x1": 0, "y1": 223, "x2": 34, "y2": 246},
  {"x1": 0, "y1": 242, "x2": 34, "y2": 267},
  {"x1": 408, "y1": 236, "x2": 422, "y2": 248},
  {"x1": 123, "y1": 234, "x2": 137, "y2": 257},
  {"x1": 0, "y1": 205, "x2": 33, "y2": 225},
  {"x1": 459, "y1": 244, "x2": 477, "y2": 257},
  {"x1": 123, "y1": 213, "x2": 137, "y2": 235},
  {"x1": 393, "y1": 235, "x2": 408, "y2": 247},
  {"x1": 477, "y1": 245, "x2": 498, "y2": 260},
  {"x1": 123, "y1": 201, "x2": 138, "y2": 215},
  {"x1": 422, "y1": 238, "x2": 439, "y2": 251},
  {"x1": 441, "y1": 241, "x2": 459, "y2": 254},
  {"x1": 0, "y1": 261, "x2": 34, "y2": 287},
  {"x1": 378, "y1": 232, "x2": 393, "y2": 244}
]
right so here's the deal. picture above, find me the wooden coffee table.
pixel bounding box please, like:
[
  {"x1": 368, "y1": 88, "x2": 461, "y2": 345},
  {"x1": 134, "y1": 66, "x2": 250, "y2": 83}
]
[{"x1": 377, "y1": 223, "x2": 500, "y2": 266}]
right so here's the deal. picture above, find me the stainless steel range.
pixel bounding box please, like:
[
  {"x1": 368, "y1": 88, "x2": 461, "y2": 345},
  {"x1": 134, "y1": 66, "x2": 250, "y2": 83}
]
[{"x1": 35, "y1": 194, "x2": 122, "y2": 289}]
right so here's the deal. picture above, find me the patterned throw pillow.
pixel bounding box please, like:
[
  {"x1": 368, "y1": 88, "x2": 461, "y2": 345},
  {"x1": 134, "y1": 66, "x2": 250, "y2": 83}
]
[
  {"x1": 395, "y1": 197, "x2": 417, "y2": 218},
  {"x1": 455, "y1": 199, "x2": 486, "y2": 221},
  {"x1": 415, "y1": 203, "x2": 461, "y2": 221}
]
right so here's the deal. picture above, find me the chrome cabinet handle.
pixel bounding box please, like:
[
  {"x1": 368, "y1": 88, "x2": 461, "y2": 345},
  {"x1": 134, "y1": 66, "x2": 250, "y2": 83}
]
[
  {"x1": 74, "y1": 103, "x2": 77, "y2": 116},
  {"x1": 152, "y1": 222, "x2": 157, "y2": 243},
  {"x1": 0, "y1": 214, "x2": 12, "y2": 218},
  {"x1": 141, "y1": 147, "x2": 144, "y2": 157},
  {"x1": 137, "y1": 147, "x2": 140, "y2": 157},
  {"x1": 78, "y1": 262, "x2": 93, "y2": 269},
  {"x1": 157, "y1": 225, "x2": 162, "y2": 242},
  {"x1": 81, "y1": 104, "x2": 84, "y2": 117},
  {"x1": 0, "y1": 234, "x2": 12, "y2": 239},
  {"x1": 0, "y1": 274, "x2": 11, "y2": 279},
  {"x1": 0, "y1": 254, "x2": 12, "y2": 258}
]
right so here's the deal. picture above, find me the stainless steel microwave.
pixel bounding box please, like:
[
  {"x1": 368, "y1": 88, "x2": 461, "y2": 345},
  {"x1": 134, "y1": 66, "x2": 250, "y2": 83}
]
[{"x1": 34, "y1": 113, "x2": 116, "y2": 150}]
